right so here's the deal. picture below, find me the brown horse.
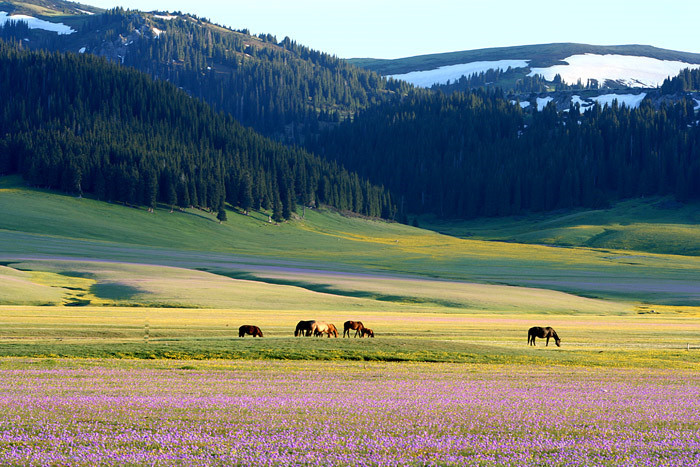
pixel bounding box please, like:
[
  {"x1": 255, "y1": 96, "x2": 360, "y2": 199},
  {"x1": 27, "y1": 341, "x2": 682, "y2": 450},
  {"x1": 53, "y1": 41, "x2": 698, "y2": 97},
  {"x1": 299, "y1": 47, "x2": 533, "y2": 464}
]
[
  {"x1": 528, "y1": 326, "x2": 560, "y2": 347},
  {"x1": 312, "y1": 321, "x2": 338, "y2": 338},
  {"x1": 343, "y1": 320, "x2": 365, "y2": 338},
  {"x1": 239, "y1": 325, "x2": 263, "y2": 337},
  {"x1": 294, "y1": 320, "x2": 315, "y2": 337},
  {"x1": 360, "y1": 327, "x2": 374, "y2": 338}
]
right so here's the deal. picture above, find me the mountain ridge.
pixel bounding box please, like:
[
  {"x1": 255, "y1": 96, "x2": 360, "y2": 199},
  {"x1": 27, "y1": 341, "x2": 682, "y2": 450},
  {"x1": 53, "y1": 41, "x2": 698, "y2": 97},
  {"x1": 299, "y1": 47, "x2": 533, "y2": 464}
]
[{"x1": 348, "y1": 43, "x2": 700, "y2": 76}]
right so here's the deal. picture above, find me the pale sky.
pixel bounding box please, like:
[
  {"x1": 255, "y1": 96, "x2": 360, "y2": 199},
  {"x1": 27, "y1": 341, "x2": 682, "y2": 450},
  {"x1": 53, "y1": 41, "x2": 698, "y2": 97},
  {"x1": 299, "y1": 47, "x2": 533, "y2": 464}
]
[{"x1": 83, "y1": 0, "x2": 700, "y2": 59}]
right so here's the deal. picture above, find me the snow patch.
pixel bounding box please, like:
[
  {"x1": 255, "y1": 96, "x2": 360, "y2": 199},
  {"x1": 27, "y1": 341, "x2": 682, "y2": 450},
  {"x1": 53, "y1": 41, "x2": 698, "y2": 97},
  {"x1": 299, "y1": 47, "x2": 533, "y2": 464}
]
[
  {"x1": 77, "y1": 9, "x2": 94, "y2": 15},
  {"x1": 388, "y1": 59, "x2": 530, "y2": 87},
  {"x1": 694, "y1": 99, "x2": 700, "y2": 111},
  {"x1": 591, "y1": 93, "x2": 647, "y2": 109},
  {"x1": 152, "y1": 27, "x2": 163, "y2": 37},
  {"x1": 571, "y1": 95, "x2": 594, "y2": 113},
  {"x1": 0, "y1": 12, "x2": 75, "y2": 35},
  {"x1": 536, "y1": 96, "x2": 553, "y2": 111},
  {"x1": 154, "y1": 14, "x2": 177, "y2": 20},
  {"x1": 529, "y1": 54, "x2": 700, "y2": 88},
  {"x1": 78, "y1": 47, "x2": 86, "y2": 54}
]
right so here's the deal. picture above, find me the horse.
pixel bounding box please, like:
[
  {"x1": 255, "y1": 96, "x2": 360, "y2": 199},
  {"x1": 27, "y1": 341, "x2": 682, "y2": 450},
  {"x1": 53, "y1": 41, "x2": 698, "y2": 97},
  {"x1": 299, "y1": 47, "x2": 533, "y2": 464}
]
[
  {"x1": 528, "y1": 326, "x2": 560, "y2": 347},
  {"x1": 360, "y1": 327, "x2": 374, "y2": 338},
  {"x1": 239, "y1": 325, "x2": 263, "y2": 338},
  {"x1": 294, "y1": 320, "x2": 315, "y2": 337},
  {"x1": 312, "y1": 321, "x2": 338, "y2": 338},
  {"x1": 343, "y1": 320, "x2": 365, "y2": 338}
]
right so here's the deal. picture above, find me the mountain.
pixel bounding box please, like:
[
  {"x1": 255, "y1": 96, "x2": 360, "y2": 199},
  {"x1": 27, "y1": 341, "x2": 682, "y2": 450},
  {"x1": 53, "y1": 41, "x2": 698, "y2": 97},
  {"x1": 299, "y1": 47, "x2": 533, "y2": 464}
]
[
  {"x1": 0, "y1": 41, "x2": 396, "y2": 219},
  {"x1": 1, "y1": 1, "x2": 699, "y2": 223},
  {"x1": 348, "y1": 43, "x2": 700, "y2": 90},
  {"x1": 0, "y1": 0, "x2": 411, "y2": 144}
]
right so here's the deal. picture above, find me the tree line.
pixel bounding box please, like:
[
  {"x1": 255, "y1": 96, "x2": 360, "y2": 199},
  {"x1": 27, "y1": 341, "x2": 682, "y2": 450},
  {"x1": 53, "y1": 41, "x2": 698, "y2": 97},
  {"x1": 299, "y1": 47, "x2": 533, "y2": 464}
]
[{"x1": 0, "y1": 41, "x2": 396, "y2": 220}]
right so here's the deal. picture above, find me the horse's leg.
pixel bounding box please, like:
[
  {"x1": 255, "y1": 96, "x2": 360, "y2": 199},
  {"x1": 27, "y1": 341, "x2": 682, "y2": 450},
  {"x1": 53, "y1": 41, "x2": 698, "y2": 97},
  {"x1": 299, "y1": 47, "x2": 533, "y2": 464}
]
[{"x1": 546, "y1": 336, "x2": 550, "y2": 346}]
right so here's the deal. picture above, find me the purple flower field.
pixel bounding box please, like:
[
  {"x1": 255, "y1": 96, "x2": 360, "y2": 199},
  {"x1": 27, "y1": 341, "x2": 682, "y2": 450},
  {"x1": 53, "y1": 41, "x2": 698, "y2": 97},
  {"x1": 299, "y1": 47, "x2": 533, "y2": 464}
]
[{"x1": 0, "y1": 360, "x2": 699, "y2": 466}]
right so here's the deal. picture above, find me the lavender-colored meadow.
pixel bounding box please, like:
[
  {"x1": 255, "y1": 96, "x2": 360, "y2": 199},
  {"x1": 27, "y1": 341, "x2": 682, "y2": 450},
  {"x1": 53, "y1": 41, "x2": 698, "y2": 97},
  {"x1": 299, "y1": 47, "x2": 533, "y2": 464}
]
[{"x1": 1, "y1": 360, "x2": 699, "y2": 466}]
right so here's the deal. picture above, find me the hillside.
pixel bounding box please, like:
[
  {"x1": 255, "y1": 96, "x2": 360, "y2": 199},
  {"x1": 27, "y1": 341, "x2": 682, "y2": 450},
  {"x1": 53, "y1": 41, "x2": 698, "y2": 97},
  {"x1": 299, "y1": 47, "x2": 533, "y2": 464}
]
[
  {"x1": 1, "y1": 0, "x2": 698, "y2": 223},
  {"x1": 349, "y1": 43, "x2": 700, "y2": 89},
  {"x1": 1, "y1": 176, "x2": 699, "y2": 306},
  {"x1": 0, "y1": 0, "x2": 411, "y2": 143},
  {"x1": 0, "y1": 42, "x2": 395, "y2": 219},
  {"x1": 310, "y1": 90, "x2": 700, "y2": 219}
]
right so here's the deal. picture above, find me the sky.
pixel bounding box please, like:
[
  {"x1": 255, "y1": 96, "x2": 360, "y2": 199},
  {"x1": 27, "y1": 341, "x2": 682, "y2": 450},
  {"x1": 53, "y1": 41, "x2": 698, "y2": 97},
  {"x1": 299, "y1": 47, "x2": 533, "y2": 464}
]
[{"x1": 83, "y1": 0, "x2": 700, "y2": 59}]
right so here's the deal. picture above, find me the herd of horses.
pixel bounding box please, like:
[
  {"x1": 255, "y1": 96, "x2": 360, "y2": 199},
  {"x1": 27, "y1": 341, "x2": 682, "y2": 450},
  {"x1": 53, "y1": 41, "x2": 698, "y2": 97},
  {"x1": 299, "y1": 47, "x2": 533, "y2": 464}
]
[
  {"x1": 240, "y1": 322, "x2": 560, "y2": 347},
  {"x1": 238, "y1": 320, "x2": 375, "y2": 338}
]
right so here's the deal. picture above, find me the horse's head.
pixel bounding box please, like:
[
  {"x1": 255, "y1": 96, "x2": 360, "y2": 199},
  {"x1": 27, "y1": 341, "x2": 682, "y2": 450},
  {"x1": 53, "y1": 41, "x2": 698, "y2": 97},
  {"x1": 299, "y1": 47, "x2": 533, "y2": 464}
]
[{"x1": 555, "y1": 337, "x2": 561, "y2": 347}]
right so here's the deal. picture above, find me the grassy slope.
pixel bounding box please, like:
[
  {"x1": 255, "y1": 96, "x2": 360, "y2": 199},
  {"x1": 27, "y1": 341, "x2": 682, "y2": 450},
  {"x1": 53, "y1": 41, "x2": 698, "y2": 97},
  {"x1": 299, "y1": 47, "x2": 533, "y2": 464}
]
[
  {"x1": 2, "y1": 176, "x2": 700, "y2": 306},
  {"x1": 1, "y1": 175, "x2": 700, "y2": 367},
  {"x1": 420, "y1": 197, "x2": 700, "y2": 256}
]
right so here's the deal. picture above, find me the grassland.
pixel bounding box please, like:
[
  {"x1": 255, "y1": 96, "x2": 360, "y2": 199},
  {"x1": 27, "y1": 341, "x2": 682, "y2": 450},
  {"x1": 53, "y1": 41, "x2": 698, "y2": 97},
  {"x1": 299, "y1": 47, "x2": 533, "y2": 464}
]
[
  {"x1": 2, "y1": 176, "x2": 700, "y2": 306},
  {"x1": 421, "y1": 197, "x2": 700, "y2": 256},
  {"x1": 1, "y1": 175, "x2": 699, "y2": 368}
]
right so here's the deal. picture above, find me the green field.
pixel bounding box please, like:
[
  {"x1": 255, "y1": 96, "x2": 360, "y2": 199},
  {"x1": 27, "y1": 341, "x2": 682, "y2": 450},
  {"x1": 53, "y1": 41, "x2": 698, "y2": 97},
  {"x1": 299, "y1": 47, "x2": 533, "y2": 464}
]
[{"x1": 1, "y1": 175, "x2": 699, "y2": 368}]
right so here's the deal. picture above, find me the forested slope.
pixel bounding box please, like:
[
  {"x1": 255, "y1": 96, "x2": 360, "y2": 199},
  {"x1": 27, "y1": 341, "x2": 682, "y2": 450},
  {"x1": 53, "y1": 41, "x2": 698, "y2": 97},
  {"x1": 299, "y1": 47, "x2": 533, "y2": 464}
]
[
  {"x1": 0, "y1": 42, "x2": 395, "y2": 219},
  {"x1": 310, "y1": 90, "x2": 700, "y2": 218}
]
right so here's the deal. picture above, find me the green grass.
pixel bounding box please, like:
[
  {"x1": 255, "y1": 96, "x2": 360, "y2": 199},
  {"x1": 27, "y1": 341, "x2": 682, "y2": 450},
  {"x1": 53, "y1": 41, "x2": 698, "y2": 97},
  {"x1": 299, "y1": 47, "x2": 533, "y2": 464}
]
[
  {"x1": 1, "y1": 304, "x2": 697, "y2": 368},
  {"x1": 421, "y1": 197, "x2": 700, "y2": 256},
  {"x1": 1, "y1": 176, "x2": 700, "y2": 367},
  {"x1": 2, "y1": 175, "x2": 700, "y2": 306}
]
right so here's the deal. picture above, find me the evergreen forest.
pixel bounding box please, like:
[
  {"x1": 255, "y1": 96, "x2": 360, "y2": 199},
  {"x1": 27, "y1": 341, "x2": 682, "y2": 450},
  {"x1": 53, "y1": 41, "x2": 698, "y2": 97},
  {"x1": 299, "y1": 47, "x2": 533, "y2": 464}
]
[
  {"x1": 0, "y1": 41, "x2": 396, "y2": 220},
  {"x1": 310, "y1": 90, "x2": 700, "y2": 218}
]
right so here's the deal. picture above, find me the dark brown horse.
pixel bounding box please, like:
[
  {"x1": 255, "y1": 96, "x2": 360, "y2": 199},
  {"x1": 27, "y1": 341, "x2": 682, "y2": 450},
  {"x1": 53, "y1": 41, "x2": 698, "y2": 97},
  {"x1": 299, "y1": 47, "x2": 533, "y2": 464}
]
[
  {"x1": 343, "y1": 320, "x2": 365, "y2": 338},
  {"x1": 294, "y1": 320, "x2": 315, "y2": 337},
  {"x1": 239, "y1": 325, "x2": 263, "y2": 337},
  {"x1": 528, "y1": 326, "x2": 560, "y2": 347},
  {"x1": 360, "y1": 327, "x2": 374, "y2": 338}
]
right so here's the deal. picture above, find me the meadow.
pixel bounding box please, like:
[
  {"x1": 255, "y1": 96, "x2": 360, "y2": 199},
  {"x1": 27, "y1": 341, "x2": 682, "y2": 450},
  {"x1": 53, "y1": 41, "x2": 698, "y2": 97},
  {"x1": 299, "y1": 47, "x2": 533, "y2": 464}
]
[
  {"x1": 1, "y1": 177, "x2": 700, "y2": 465},
  {"x1": 0, "y1": 359, "x2": 698, "y2": 466}
]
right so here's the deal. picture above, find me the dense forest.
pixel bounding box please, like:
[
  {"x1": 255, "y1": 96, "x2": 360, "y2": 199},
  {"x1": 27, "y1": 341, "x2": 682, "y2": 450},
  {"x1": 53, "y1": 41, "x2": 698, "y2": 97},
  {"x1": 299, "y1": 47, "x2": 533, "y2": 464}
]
[
  {"x1": 310, "y1": 90, "x2": 700, "y2": 218},
  {"x1": 0, "y1": 8, "x2": 412, "y2": 143},
  {"x1": 432, "y1": 70, "x2": 600, "y2": 94},
  {"x1": 2, "y1": 4, "x2": 700, "y2": 222},
  {"x1": 661, "y1": 68, "x2": 700, "y2": 93},
  {"x1": 0, "y1": 41, "x2": 396, "y2": 220}
]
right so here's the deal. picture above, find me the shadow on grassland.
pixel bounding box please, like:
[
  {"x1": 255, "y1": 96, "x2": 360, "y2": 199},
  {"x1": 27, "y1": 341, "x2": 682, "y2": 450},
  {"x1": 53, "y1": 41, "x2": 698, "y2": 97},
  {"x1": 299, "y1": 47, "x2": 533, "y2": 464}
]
[{"x1": 203, "y1": 269, "x2": 467, "y2": 309}]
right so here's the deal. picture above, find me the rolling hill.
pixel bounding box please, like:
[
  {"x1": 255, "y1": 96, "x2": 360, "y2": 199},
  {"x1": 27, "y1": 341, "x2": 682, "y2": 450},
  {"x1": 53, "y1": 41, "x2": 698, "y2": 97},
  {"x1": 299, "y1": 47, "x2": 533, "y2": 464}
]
[
  {"x1": 1, "y1": 175, "x2": 699, "y2": 306},
  {"x1": 348, "y1": 43, "x2": 700, "y2": 89}
]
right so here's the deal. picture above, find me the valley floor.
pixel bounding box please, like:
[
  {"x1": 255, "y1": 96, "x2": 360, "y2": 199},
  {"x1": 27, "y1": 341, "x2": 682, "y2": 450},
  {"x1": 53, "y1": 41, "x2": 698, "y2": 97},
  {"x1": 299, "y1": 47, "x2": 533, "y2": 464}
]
[{"x1": 0, "y1": 358, "x2": 698, "y2": 466}]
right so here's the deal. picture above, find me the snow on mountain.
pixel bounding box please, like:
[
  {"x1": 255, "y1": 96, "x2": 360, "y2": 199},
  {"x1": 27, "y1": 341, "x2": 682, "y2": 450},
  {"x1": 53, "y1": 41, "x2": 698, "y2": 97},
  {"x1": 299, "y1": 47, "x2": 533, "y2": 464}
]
[
  {"x1": 0, "y1": 12, "x2": 75, "y2": 35},
  {"x1": 590, "y1": 92, "x2": 647, "y2": 109},
  {"x1": 387, "y1": 60, "x2": 529, "y2": 87},
  {"x1": 536, "y1": 96, "x2": 553, "y2": 111},
  {"x1": 529, "y1": 54, "x2": 700, "y2": 88}
]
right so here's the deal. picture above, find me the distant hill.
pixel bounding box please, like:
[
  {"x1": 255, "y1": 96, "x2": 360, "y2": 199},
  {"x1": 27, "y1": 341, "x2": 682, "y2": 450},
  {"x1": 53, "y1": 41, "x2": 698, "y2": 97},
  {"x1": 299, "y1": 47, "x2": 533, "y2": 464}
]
[
  {"x1": 0, "y1": 0, "x2": 411, "y2": 144},
  {"x1": 348, "y1": 43, "x2": 700, "y2": 90}
]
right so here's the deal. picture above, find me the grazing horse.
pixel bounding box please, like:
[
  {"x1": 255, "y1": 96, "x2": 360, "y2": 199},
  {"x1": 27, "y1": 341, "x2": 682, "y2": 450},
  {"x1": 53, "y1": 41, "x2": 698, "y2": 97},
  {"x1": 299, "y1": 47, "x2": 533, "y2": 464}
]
[
  {"x1": 528, "y1": 326, "x2": 560, "y2": 347},
  {"x1": 312, "y1": 321, "x2": 338, "y2": 338},
  {"x1": 343, "y1": 320, "x2": 365, "y2": 338},
  {"x1": 295, "y1": 320, "x2": 315, "y2": 337},
  {"x1": 360, "y1": 327, "x2": 374, "y2": 338},
  {"x1": 239, "y1": 325, "x2": 263, "y2": 338}
]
